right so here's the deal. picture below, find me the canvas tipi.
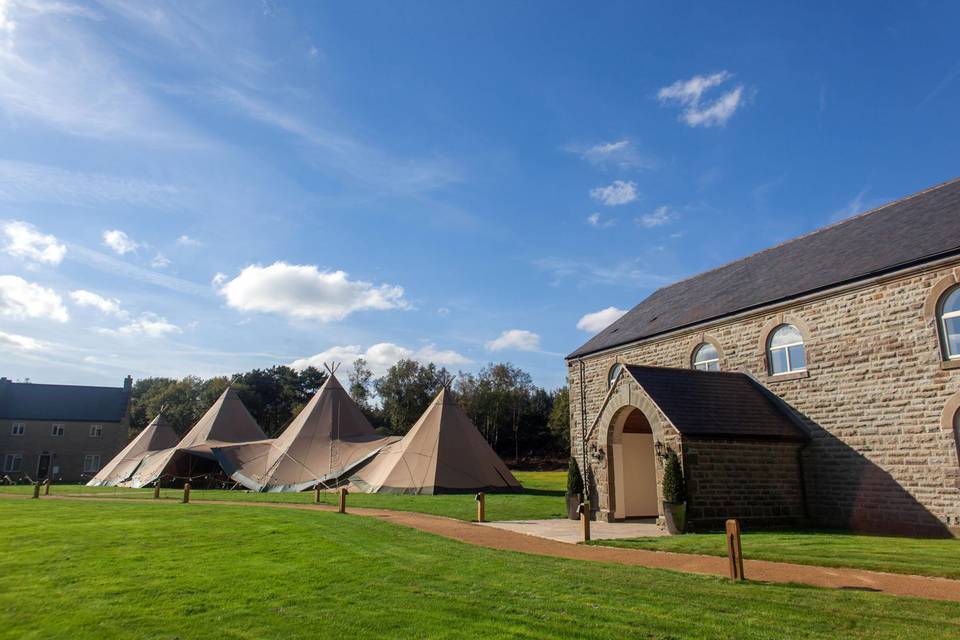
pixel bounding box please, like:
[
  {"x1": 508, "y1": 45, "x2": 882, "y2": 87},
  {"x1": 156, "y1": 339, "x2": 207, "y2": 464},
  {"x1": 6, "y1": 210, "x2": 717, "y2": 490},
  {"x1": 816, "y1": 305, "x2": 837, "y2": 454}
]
[
  {"x1": 87, "y1": 412, "x2": 179, "y2": 487},
  {"x1": 212, "y1": 373, "x2": 398, "y2": 492},
  {"x1": 350, "y1": 387, "x2": 521, "y2": 494},
  {"x1": 125, "y1": 386, "x2": 266, "y2": 488}
]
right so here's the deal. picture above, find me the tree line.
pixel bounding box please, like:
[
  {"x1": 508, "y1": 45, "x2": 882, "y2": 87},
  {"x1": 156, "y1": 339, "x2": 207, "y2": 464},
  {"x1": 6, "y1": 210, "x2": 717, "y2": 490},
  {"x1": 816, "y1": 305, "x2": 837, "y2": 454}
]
[{"x1": 129, "y1": 359, "x2": 570, "y2": 461}]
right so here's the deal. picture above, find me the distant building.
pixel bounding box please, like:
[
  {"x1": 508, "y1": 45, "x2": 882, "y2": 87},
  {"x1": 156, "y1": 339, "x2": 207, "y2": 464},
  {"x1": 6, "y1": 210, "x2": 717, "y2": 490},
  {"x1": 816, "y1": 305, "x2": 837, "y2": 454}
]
[
  {"x1": 568, "y1": 178, "x2": 960, "y2": 537},
  {"x1": 0, "y1": 376, "x2": 132, "y2": 483}
]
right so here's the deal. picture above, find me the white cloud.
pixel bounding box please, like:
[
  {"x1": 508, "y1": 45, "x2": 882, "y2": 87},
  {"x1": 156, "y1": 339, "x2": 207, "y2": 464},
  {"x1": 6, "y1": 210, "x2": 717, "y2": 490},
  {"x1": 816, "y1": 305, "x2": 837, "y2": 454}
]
[
  {"x1": 211, "y1": 272, "x2": 227, "y2": 287},
  {"x1": 576, "y1": 139, "x2": 656, "y2": 170},
  {"x1": 290, "y1": 341, "x2": 470, "y2": 377},
  {"x1": 150, "y1": 252, "x2": 170, "y2": 268},
  {"x1": 176, "y1": 234, "x2": 201, "y2": 247},
  {"x1": 586, "y1": 212, "x2": 615, "y2": 228},
  {"x1": 2, "y1": 220, "x2": 66, "y2": 265},
  {"x1": 485, "y1": 329, "x2": 541, "y2": 352},
  {"x1": 658, "y1": 71, "x2": 745, "y2": 128},
  {"x1": 577, "y1": 307, "x2": 628, "y2": 333},
  {"x1": 437, "y1": 307, "x2": 450, "y2": 317},
  {"x1": 100, "y1": 313, "x2": 181, "y2": 338},
  {"x1": 0, "y1": 275, "x2": 68, "y2": 321},
  {"x1": 0, "y1": 330, "x2": 46, "y2": 352},
  {"x1": 219, "y1": 262, "x2": 409, "y2": 322},
  {"x1": 69, "y1": 289, "x2": 125, "y2": 317},
  {"x1": 102, "y1": 229, "x2": 140, "y2": 255},
  {"x1": 590, "y1": 180, "x2": 638, "y2": 206},
  {"x1": 636, "y1": 206, "x2": 676, "y2": 228}
]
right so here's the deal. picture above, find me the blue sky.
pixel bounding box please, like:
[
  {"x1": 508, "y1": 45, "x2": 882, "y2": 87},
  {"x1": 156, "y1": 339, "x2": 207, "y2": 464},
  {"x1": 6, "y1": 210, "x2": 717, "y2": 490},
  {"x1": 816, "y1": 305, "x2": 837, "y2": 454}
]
[{"x1": 0, "y1": 1, "x2": 958, "y2": 390}]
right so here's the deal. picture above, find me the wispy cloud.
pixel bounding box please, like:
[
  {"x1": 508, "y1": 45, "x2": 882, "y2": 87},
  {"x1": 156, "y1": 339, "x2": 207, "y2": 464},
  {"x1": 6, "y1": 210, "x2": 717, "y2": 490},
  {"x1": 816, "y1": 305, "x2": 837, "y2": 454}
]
[
  {"x1": 636, "y1": 206, "x2": 676, "y2": 228},
  {"x1": 291, "y1": 341, "x2": 470, "y2": 377},
  {"x1": 830, "y1": 186, "x2": 871, "y2": 222},
  {"x1": 176, "y1": 234, "x2": 201, "y2": 247},
  {"x1": 658, "y1": 71, "x2": 745, "y2": 128},
  {"x1": 150, "y1": 253, "x2": 171, "y2": 269},
  {"x1": 98, "y1": 312, "x2": 181, "y2": 338},
  {"x1": 485, "y1": 329, "x2": 540, "y2": 352},
  {"x1": 534, "y1": 256, "x2": 673, "y2": 288},
  {"x1": 67, "y1": 244, "x2": 209, "y2": 296},
  {"x1": 590, "y1": 180, "x2": 638, "y2": 206},
  {"x1": 102, "y1": 229, "x2": 140, "y2": 255},
  {"x1": 69, "y1": 289, "x2": 126, "y2": 318},
  {"x1": 576, "y1": 306, "x2": 627, "y2": 333},
  {"x1": 586, "y1": 212, "x2": 615, "y2": 228},
  {"x1": 0, "y1": 329, "x2": 46, "y2": 353},
  {"x1": 0, "y1": 160, "x2": 184, "y2": 209},
  {"x1": 570, "y1": 139, "x2": 656, "y2": 170}
]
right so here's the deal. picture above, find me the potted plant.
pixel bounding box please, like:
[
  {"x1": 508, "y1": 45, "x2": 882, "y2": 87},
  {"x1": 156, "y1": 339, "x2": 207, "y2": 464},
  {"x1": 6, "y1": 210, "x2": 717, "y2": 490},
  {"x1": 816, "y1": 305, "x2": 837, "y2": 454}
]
[
  {"x1": 566, "y1": 458, "x2": 583, "y2": 520},
  {"x1": 661, "y1": 448, "x2": 686, "y2": 534}
]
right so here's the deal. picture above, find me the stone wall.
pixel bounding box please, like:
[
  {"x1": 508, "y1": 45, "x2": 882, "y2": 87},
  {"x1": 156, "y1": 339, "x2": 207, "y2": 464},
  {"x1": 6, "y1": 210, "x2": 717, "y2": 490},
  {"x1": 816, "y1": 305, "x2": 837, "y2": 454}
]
[
  {"x1": 682, "y1": 438, "x2": 807, "y2": 531},
  {"x1": 569, "y1": 260, "x2": 960, "y2": 536}
]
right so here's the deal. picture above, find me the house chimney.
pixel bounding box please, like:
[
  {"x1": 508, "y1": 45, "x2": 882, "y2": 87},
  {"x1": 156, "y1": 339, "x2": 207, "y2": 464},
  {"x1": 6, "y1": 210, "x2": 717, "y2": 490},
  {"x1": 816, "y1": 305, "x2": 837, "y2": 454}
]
[{"x1": 123, "y1": 375, "x2": 133, "y2": 392}]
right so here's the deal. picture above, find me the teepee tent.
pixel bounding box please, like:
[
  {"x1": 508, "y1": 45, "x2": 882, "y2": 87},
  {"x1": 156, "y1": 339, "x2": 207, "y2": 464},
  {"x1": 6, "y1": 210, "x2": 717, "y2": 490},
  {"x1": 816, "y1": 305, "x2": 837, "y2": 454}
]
[
  {"x1": 350, "y1": 387, "x2": 521, "y2": 494},
  {"x1": 212, "y1": 373, "x2": 398, "y2": 492},
  {"x1": 126, "y1": 386, "x2": 266, "y2": 488},
  {"x1": 87, "y1": 412, "x2": 179, "y2": 487}
]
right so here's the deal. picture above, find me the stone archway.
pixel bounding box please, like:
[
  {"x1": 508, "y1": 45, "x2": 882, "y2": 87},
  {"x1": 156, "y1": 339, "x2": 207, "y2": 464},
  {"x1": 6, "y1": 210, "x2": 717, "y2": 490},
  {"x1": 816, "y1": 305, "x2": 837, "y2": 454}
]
[
  {"x1": 589, "y1": 371, "x2": 680, "y2": 522},
  {"x1": 609, "y1": 407, "x2": 658, "y2": 518}
]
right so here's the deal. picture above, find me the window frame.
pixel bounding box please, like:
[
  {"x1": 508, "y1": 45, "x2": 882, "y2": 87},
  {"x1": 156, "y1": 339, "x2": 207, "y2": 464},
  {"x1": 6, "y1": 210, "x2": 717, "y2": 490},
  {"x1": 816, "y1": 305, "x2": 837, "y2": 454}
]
[
  {"x1": 3, "y1": 453, "x2": 22, "y2": 473},
  {"x1": 50, "y1": 424, "x2": 65, "y2": 437},
  {"x1": 767, "y1": 324, "x2": 807, "y2": 375},
  {"x1": 607, "y1": 363, "x2": 624, "y2": 389},
  {"x1": 83, "y1": 454, "x2": 101, "y2": 473},
  {"x1": 938, "y1": 285, "x2": 960, "y2": 361},
  {"x1": 10, "y1": 423, "x2": 25, "y2": 436},
  {"x1": 89, "y1": 424, "x2": 103, "y2": 438},
  {"x1": 692, "y1": 343, "x2": 720, "y2": 372}
]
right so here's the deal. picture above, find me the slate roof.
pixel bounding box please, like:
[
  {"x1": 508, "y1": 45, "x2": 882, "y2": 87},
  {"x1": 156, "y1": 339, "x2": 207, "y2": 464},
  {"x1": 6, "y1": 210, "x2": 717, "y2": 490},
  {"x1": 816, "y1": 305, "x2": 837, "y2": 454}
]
[
  {"x1": 570, "y1": 178, "x2": 960, "y2": 359},
  {"x1": 0, "y1": 381, "x2": 130, "y2": 422},
  {"x1": 624, "y1": 365, "x2": 808, "y2": 441}
]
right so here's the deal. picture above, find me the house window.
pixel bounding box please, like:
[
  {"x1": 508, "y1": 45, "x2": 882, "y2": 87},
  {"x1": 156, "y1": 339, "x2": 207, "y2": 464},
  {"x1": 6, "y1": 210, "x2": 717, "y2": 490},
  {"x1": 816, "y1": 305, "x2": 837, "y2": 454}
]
[
  {"x1": 3, "y1": 453, "x2": 22, "y2": 473},
  {"x1": 51, "y1": 424, "x2": 65, "y2": 437},
  {"x1": 768, "y1": 324, "x2": 806, "y2": 375},
  {"x1": 692, "y1": 343, "x2": 720, "y2": 371},
  {"x1": 938, "y1": 286, "x2": 960, "y2": 360},
  {"x1": 83, "y1": 455, "x2": 101, "y2": 473},
  {"x1": 89, "y1": 425, "x2": 103, "y2": 438},
  {"x1": 10, "y1": 423, "x2": 25, "y2": 436},
  {"x1": 607, "y1": 363, "x2": 623, "y2": 388}
]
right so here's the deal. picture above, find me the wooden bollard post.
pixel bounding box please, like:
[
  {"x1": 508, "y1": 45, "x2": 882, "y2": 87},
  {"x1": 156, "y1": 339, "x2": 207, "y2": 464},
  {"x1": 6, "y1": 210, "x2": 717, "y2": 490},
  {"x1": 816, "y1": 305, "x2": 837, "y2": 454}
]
[
  {"x1": 338, "y1": 487, "x2": 347, "y2": 513},
  {"x1": 43, "y1": 478, "x2": 50, "y2": 496},
  {"x1": 579, "y1": 501, "x2": 591, "y2": 542},
  {"x1": 314, "y1": 485, "x2": 322, "y2": 503},
  {"x1": 32, "y1": 481, "x2": 40, "y2": 499},
  {"x1": 475, "y1": 491, "x2": 485, "y2": 522},
  {"x1": 153, "y1": 482, "x2": 161, "y2": 499},
  {"x1": 182, "y1": 482, "x2": 191, "y2": 504},
  {"x1": 725, "y1": 519, "x2": 745, "y2": 580}
]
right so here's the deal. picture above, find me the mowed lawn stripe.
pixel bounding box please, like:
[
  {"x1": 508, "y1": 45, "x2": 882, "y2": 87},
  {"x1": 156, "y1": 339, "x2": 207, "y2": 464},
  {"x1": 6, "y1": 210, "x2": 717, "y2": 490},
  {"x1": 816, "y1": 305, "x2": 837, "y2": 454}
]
[{"x1": 1, "y1": 500, "x2": 959, "y2": 639}]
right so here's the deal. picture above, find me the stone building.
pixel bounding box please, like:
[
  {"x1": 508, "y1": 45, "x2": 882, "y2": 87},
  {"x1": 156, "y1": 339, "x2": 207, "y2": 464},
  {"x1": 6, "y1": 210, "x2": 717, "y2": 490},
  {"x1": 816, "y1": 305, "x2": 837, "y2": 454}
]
[
  {"x1": 567, "y1": 179, "x2": 960, "y2": 537},
  {"x1": 0, "y1": 376, "x2": 132, "y2": 483}
]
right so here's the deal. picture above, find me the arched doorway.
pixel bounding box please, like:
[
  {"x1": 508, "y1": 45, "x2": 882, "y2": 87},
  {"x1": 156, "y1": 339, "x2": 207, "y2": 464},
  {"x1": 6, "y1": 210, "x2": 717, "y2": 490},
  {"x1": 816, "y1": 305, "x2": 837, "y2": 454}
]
[{"x1": 610, "y1": 407, "x2": 658, "y2": 519}]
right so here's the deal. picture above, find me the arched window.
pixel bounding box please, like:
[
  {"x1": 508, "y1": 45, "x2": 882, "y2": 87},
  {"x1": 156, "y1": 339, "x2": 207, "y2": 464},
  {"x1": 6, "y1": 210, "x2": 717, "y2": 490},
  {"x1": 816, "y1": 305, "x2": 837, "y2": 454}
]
[
  {"x1": 768, "y1": 324, "x2": 806, "y2": 375},
  {"x1": 692, "y1": 343, "x2": 720, "y2": 371},
  {"x1": 938, "y1": 286, "x2": 960, "y2": 360},
  {"x1": 608, "y1": 363, "x2": 623, "y2": 388}
]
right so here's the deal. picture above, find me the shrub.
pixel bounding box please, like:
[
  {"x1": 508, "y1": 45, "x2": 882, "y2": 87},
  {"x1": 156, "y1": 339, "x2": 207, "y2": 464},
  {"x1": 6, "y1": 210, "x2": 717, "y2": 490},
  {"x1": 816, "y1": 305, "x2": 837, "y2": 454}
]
[
  {"x1": 661, "y1": 449, "x2": 686, "y2": 504},
  {"x1": 566, "y1": 458, "x2": 583, "y2": 497}
]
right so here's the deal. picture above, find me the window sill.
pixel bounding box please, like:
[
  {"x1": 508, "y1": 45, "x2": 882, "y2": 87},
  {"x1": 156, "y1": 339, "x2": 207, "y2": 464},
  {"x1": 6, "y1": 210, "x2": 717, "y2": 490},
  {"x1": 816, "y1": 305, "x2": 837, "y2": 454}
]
[
  {"x1": 941, "y1": 359, "x2": 960, "y2": 371},
  {"x1": 766, "y1": 370, "x2": 809, "y2": 383}
]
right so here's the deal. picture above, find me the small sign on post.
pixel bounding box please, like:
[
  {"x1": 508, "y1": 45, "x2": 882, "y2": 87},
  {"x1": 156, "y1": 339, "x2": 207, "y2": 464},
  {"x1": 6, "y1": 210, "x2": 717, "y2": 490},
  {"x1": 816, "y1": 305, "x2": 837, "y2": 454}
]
[
  {"x1": 314, "y1": 485, "x2": 321, "y2": 504},
  {"x1": 43, "y1": 478, "x2": 50, "y2": 496},
  {"x1": 578, "y1": 501, "x2": 591, "y2": 542},
  {"x1": 475, "y1": 491, "x2": 485, "y2": 522},
  {"x1": 338, "y1": 487, "x2": 348, "y2": 514},
  {"x1": 725, "y1": 519, "x2": 745, "y2": 581},
  {"x1": 32, "y1": 481, "x2": 40, "y2": 499},
  {"x1": 182, "y1": 482, "x2": 191, "y2": 504}
]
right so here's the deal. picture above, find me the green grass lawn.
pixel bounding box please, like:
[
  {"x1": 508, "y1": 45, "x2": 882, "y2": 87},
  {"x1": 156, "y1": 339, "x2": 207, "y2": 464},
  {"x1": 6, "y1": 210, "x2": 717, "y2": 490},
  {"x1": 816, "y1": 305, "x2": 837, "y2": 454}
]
[
  {"x1": 590, "y1": 530, "x2": 960, "y2": 579},
  {"x1": 0, "y1": 470, "x2": 566, "y2": 522},
  {"x1": 1, "y1": 500, "x2": 959, "y2": 639}
]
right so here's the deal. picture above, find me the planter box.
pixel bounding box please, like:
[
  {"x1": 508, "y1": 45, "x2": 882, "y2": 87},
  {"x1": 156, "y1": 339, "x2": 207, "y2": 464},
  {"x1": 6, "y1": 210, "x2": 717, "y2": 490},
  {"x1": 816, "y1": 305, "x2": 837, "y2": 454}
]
[
  {"x1": 662, "y1": 501, "x2": 686, "y2": 534},
  {"x1": 566, "y1": 493, "x2": 582, "y2": 520}
]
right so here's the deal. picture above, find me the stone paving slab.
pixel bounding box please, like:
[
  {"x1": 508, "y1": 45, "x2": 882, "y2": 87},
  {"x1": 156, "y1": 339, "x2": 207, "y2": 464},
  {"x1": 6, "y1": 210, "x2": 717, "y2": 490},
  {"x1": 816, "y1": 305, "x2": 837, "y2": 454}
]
[{"x1": 478, "y1": 517, "x2": 665, "y2": 544}]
